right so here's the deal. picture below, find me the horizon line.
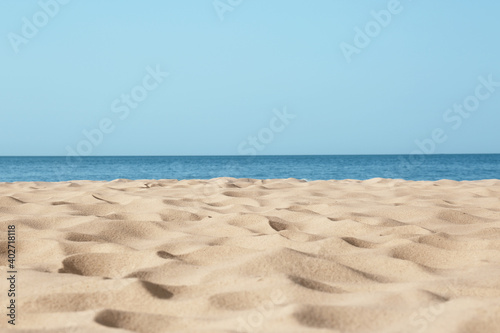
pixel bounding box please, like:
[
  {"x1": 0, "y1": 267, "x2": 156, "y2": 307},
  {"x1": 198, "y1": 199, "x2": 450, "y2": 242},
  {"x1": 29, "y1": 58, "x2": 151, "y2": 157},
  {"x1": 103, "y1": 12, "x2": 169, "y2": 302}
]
[{"x1": 1, "y1": 153, "x2": 500, "y2": 158}]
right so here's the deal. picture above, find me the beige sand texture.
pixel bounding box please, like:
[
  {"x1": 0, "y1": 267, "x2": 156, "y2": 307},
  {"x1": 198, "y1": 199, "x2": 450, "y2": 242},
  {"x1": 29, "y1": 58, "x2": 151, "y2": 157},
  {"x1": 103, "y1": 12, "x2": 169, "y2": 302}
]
[{"x1": 1, "y1": 178, "x2": 500, "y2": 333}]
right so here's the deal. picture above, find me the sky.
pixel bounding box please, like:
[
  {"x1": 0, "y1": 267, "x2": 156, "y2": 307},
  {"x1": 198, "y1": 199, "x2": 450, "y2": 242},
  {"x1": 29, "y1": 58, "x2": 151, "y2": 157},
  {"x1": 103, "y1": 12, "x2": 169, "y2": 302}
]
[{"x1": 1, "y1": 0, "x2": 499, "y2": 156}]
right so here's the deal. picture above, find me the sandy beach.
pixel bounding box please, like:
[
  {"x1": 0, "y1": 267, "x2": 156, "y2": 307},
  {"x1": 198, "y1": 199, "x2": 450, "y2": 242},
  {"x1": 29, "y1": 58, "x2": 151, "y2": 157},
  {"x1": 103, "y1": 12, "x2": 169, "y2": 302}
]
[{"x1": 1, "y1": 178, "x2": 500, "y2": 332}]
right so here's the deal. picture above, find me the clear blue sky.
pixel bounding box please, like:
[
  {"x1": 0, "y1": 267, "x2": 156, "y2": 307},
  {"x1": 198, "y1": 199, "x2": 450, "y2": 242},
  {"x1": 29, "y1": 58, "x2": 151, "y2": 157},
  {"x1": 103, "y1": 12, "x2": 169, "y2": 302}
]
[{"x1": 1, "y1": 0, "x2": 499, "y2": 156}]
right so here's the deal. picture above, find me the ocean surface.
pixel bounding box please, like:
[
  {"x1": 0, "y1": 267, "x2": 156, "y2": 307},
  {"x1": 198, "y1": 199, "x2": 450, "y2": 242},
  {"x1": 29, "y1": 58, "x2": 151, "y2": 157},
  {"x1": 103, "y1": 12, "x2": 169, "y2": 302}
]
[{"x1": 0, "y1": 155, "x2": 499, "y2": 182}]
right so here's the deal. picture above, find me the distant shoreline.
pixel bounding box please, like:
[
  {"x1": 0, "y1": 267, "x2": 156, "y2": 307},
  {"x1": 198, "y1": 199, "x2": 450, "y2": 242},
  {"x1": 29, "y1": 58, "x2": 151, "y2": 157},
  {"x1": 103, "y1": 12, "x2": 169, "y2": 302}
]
[{"x1": 0, "y1": 155, "x2": 499, "y2": 183}]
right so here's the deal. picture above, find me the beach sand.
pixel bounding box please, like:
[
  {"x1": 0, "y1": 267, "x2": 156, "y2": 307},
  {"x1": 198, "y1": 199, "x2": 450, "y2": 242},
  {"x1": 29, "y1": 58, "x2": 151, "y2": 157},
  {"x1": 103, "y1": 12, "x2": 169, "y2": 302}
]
[{"x1": 1, "y1": 178, "x2": 500, "y2": 332}]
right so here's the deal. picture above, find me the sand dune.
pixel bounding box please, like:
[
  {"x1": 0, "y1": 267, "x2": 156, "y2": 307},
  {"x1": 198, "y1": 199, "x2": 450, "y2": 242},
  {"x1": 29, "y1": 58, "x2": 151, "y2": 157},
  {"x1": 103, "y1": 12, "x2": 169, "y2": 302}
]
[{"x1": 1, "y1": 178, "x2": 500, "y2": 332}]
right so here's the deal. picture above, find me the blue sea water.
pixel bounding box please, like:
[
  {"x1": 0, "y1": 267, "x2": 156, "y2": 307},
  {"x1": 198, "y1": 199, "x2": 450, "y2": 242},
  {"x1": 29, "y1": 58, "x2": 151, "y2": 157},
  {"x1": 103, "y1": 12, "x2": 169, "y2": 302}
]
[{"x1": 0, "y1": 155, "x2": 499, "y2": 182}]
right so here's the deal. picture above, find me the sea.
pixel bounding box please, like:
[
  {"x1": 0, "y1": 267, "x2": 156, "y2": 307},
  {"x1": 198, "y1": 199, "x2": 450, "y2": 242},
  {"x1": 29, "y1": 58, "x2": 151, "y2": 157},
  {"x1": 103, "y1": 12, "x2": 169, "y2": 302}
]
[{"x1": 0, "y1": 154, "x2": 499, "y2": 182}]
